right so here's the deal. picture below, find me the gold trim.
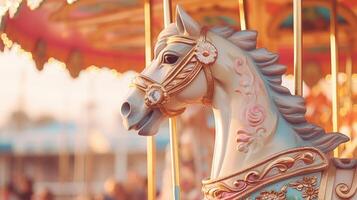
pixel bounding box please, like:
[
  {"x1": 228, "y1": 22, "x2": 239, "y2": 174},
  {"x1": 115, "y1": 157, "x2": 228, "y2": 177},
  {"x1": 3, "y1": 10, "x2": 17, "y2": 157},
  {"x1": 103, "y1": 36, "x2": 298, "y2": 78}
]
[
  {"x1": 289, "y1": 176, "x2": 319, "y2": 199},
  {"x1": 133, "y1": 31, "x2": 216, "y2": 117},
  {"x1": 202, "y1": 63, "x2": 214, "y2": 105},
  {"x1": 317, "y1": 163, "x2": 330, "y2": 200},
  {"x1": 293, "y1": 0, "x2": 303, "y2": 96},
  {"x1": 202, "y1": 147, "x2": 327, "y2": 185},
  {"x1": 144, "y1": 1, "x2": 156, "y2": 199},
  {"x1": 335, "y1": 167, "x2": 357, "y2": 199},
  {"x1": 167, "y1": 35, "x2": 197, "y2": 45},
  {"x1": 202, "y1": 147, "x2": 328, "y2": 199},
  {"x1": 325, "y1": 161, "x2": 337, "y2": 200}
]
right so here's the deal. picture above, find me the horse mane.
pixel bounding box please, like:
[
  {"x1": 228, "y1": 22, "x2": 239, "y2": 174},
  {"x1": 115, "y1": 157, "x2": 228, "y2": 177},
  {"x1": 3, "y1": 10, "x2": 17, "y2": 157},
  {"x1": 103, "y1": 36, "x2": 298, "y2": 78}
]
[{"x1": 155, "y1": 24, "x2": 349, "y2": 153}]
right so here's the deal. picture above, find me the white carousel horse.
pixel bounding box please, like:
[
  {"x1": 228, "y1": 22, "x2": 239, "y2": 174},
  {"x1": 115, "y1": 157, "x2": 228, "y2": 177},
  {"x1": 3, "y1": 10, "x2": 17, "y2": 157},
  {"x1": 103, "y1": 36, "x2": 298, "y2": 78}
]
[{"x1": 120, "y1": 5, "x2": 357, "y2": 200}]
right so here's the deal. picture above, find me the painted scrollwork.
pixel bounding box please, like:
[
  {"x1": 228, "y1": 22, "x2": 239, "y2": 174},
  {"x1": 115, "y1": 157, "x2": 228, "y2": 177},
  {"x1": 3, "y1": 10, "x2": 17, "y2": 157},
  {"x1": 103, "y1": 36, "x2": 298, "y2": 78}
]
[
  {"x1": 335, "y1": 167, "x2": 357, "y2": 199},
  {"x1": 212, "y1": 176, "x2": 319, "y2": 200},
  {"x1": 232, "y1": 152, "x2": 314, "y2": 191},
  {"x1": 202, "y1": 147, "x2": 328, "y2": 200}
]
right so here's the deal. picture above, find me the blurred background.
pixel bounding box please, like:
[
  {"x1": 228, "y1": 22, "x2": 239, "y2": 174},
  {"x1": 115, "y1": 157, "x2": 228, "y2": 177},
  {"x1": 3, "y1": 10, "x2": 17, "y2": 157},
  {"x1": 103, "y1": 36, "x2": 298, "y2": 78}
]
[{"x1": 0, "y1": 0, "x2": 356, "y2": 199}]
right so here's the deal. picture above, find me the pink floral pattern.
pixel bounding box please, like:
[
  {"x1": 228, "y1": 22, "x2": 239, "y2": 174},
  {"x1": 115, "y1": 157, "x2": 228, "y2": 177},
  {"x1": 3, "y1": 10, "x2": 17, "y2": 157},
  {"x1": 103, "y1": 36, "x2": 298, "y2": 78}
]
[
  {"x1": 246, "y1": 105, "x2": 266, "y2": 127},
  {"x1": 234, "y1": 56, "x2": 269, "y2": 153}
]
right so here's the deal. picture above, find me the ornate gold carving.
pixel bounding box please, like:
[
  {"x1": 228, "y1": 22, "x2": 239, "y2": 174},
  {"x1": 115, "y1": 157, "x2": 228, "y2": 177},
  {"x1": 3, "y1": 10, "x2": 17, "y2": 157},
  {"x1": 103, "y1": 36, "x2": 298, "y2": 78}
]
[
  {"x1": 335, "y1": 167, "x2": 357, "y2": 199},
  {"x1": 255, "y1": 185, "x2": 287, "y2": 200},
  {"x1": 202, "y1": 147, "x2": 328, "y2": 199},
  {"x1": 289, "y1": 176, "x2": 319, "y2": 200},
  {"x1": 245, "y1": 176, "x2": 320, "y2": 200}
]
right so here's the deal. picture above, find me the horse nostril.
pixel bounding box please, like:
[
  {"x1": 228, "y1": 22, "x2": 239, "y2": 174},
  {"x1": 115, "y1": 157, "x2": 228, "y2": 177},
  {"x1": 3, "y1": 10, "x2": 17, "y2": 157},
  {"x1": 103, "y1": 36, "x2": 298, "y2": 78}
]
[{"x1": 121, "y1": 102, "x2": 131, "y2": 117}]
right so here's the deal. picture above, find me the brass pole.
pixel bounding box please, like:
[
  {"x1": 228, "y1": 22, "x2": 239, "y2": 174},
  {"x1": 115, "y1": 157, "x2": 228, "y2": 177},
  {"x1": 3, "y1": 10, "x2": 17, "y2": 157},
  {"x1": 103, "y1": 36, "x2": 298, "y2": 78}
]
[
  {"x1": 163, "y1": 0, "x2": 173, "y2": 27},
  {"x1": 163, "y1": 0, "x2": 180, "y2": 199},
  {"x1": 238, "y1": 0, "x2": 247, "y2": 30},
  {"x1": 144, "y1": 0, "x2": 156, "y2": 199},
  {"x1": 169, "y1": 117, "x2": 180, "y2": 199},
  {"x1": 329, "y1": 0, "x2": 340, "y2": 157},
  {"x1": 293, "y1": 0, "x2": 302, "y2": 96}
]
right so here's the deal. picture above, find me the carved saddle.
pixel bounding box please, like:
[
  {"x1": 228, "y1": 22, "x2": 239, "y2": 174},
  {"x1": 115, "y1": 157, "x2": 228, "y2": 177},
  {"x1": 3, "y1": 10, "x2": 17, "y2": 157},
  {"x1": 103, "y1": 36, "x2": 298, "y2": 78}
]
[{"x1": 202, "y1": 147, "x2": 357, "y2": 200}]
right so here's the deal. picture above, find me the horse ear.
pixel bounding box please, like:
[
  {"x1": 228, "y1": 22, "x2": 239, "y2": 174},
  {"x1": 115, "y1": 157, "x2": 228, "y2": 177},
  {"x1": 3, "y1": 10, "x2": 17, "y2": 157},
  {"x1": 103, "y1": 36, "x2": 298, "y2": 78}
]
[{"x1": 175, "y1": 5, "x2": 201, "y2": 36}]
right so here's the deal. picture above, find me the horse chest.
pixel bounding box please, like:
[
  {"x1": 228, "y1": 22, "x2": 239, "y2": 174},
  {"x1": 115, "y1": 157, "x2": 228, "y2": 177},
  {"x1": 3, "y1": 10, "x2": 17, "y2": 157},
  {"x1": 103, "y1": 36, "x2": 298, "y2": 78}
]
[
  {"x1": 247, "y1": 172, "x2": 322, "y2": 200},
  {"x1": 202, "y1": 148, "x2": 357, "y2": 200},
  {"x1": 247, "y1": 161, "x2": 357, "y2": 200}
]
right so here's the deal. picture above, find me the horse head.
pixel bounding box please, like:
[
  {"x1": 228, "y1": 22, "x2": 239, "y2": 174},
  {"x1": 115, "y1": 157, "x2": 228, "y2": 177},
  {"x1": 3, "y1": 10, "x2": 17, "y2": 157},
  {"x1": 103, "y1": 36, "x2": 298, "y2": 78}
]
[{"x1": 120, "y1": 6, "x2": 218, "y2": 136}]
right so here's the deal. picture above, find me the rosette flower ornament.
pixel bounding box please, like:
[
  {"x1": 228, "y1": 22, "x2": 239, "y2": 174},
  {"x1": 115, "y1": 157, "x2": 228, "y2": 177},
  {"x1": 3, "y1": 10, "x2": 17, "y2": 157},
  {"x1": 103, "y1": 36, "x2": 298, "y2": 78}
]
[
  {"x1": 144, "y1": 84, "x2": 168, "y2": 107},
  {"x1": 195, "y1": 41, "x2": 218, "y2": 65}
]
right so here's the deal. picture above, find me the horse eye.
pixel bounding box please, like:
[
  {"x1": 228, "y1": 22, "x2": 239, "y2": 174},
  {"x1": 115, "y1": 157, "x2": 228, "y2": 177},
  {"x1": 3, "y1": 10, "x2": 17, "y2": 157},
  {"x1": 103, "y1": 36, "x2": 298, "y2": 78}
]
[{"x1": 163, "y1": 54, "x2": 179, "y2": 64}]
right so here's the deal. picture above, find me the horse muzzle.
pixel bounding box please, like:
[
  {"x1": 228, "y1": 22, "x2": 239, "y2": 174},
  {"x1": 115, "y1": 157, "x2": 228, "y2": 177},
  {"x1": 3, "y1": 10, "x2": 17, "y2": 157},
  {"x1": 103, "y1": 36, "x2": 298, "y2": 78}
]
[{"x1": 120, "y1": 88, "x2": 165, "y2": 136}]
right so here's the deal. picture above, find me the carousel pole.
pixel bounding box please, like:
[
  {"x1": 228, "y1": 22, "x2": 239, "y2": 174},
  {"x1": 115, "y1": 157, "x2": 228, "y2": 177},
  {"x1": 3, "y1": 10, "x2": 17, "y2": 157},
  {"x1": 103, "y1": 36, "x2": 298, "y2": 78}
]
[
  {"x1": 329, "y1": 0, "x2": 340, "y2": 157},
  {"x1": 162, "y1": 1, "x2": 181, "y2": 199},
  {"x1": 293, "y1": 0, "x2": 302, "y2": 96},
  {"x1": 238, "y1": 0, "x2": 247, "y2": 30},
  {"x1": 144, "y1": 0, "x2": 157, "y2": 199}
]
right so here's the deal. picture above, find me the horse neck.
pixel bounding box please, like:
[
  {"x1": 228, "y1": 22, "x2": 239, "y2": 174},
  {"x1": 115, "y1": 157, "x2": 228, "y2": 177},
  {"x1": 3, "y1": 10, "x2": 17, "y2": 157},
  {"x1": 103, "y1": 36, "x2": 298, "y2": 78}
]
[{"x1": 208, "y1": 54, "x2": 306, "y2": 179}]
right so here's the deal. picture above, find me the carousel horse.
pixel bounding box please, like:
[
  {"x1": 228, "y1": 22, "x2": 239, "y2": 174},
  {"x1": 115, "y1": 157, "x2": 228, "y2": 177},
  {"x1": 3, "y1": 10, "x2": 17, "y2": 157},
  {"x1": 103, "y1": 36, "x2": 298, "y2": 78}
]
[{"x1": 120, "y1": 5, "x2": 357, "y2": 199}]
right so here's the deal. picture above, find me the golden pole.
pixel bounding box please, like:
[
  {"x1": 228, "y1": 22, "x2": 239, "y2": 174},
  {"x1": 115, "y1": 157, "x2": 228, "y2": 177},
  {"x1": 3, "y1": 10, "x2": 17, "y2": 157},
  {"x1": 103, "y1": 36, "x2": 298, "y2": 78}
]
[
  {"x1": 238, "y1": 0, "x2": 247, "y2": 30},
  {"x1": 144, "y1": 0, "x2": 157, "y2": 199},
  {"x1": 163, "y1": 0, "x2": 173, "y2": 27},
  {"x1": 162, "y1": 0, "x2": 180, "y2": 199},
  {"x1": 293, "y1": 0, "x2": 303, "y2": 96},
  {"x1": 169, "y1": 117, "x2": 180, "y2": 199},
  {"x1": 329, "y1": 0, "x2": 340, "y2": 157}
]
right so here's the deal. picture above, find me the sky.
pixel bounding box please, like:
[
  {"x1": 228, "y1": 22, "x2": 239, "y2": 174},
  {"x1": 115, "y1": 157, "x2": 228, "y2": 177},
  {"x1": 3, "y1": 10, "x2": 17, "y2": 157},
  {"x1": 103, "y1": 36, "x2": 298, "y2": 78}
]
[{"x1": 0, "y1": 45, "x2": 136, "y2": 133}]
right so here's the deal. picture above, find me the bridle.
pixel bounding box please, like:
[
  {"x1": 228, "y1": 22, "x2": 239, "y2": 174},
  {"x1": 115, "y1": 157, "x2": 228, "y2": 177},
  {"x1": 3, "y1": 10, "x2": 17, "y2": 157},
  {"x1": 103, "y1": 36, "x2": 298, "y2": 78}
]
[{"x1": 134, "y1": 29, "x2": 217, "y2": 116}]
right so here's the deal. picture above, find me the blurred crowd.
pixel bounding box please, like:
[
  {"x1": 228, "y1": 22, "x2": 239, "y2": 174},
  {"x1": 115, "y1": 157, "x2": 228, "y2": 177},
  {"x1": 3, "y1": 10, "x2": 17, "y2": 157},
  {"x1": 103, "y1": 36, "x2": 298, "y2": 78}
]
[
  {"x1": 97, "y1": 172, "x2": 147, "y2": 200},
  {"x1": 0, "y1": 174, "x2": 44, "y2": 200},
  {"x1": 0, "y1": 171, "x2": 147, "y2": 200}
]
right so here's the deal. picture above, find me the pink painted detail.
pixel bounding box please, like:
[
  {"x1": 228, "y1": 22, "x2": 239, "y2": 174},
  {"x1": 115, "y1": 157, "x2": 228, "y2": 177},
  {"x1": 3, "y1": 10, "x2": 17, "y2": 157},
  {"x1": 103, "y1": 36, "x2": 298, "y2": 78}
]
[
  {"x1": 237, "y1": 143, "x2": 248, "y2": 153},
  {"x1": 235, "y1": 57, "x2": 245, "y2": 67},
  {"x1": 203, "y1": 51, "x2": 210, "y2": 57},
  {"x1": 219, "y1": 192, "x2": 236, "y2": 199},
  {"x1": 234, "y1": 57, "x2": 268, "y2": 153},
  {"x1": 246, "y1": 172, "x2": 260, "y2": 183},
  {"x1": 236, "y1": 131, "x2": 252, "y2": 143},
  {"x1": 246, "y1": 105, "x2": 266, "y2": 127},
  {"x1": 233, "y1": 180, "x2": 248, "y2": 190},
  {"x1": 234, "y1": 57, "x2": 254, "y2": 95},
  {"x1": 234, "y1": 57, "x2": 245, "y2": 75},
  {"x1": 236, "y1": 130, "x2": 255, "y2": 153}
]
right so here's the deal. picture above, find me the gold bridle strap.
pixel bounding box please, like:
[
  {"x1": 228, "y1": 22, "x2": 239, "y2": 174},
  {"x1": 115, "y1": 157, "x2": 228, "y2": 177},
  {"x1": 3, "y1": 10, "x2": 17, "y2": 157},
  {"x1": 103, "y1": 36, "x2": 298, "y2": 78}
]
[
  {"x1": 134, "y1": 30, "x2": 217, "y2": 116},
  {"x1": 202, "y1": 63, "x2": 214, "y2": 105}
]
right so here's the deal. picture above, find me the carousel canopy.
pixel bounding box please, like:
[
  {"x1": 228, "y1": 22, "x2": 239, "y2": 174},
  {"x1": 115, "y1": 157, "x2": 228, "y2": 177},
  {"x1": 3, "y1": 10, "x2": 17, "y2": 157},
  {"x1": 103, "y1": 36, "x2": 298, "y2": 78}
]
[
  {"x1": 0, "y1": 0, "x2": 356, "y2": 77},
  {"x1": 0, "y1": 0, "x2": 241, "y2": 77}
]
